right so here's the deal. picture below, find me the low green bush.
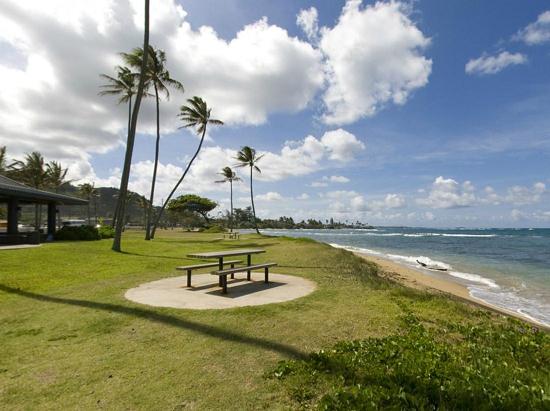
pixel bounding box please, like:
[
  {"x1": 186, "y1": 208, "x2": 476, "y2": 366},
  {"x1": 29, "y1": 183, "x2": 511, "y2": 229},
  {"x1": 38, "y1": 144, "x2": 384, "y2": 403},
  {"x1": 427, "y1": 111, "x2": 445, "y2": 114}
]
[
  {"x1": 271, "y1": 314, "x2": 549, "y2": 410},
  {"x1": 98, "y1": 225, "x2": 115, "y2": 239},
  {"x1": 201, "y1": 225, "x2": 226, "y2": 233},
  {"x1": 54, "y1": 225, "x2": 101, "y2": 241}
]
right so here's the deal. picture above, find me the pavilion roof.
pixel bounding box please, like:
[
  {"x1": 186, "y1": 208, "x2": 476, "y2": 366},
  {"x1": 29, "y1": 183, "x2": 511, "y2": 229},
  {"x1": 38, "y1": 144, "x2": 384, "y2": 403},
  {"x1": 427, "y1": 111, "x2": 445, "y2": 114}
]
[{"x1": 0, "y1": 175, "x2": 88, "y2": 205}]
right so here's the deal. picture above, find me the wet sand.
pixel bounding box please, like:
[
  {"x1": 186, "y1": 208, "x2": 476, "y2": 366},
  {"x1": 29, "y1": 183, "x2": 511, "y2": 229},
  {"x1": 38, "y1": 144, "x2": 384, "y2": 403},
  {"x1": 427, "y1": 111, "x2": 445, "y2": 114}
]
[{"x1": 356, "y1": 252, "x2": 549, "y2": 331}]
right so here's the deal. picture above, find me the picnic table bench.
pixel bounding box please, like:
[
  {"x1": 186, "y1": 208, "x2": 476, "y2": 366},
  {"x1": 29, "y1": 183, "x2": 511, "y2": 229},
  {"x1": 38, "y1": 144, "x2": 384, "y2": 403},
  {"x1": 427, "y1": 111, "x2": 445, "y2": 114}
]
[
  {"x1": 176, "y1": 260, "x2": 242, "y2": 287},
  {"x1": 223, "y1": 232, "x2": 240, "y2": 239},
  {"x1": 186, "y1": 248, "x2": 276, "y2": 294}
]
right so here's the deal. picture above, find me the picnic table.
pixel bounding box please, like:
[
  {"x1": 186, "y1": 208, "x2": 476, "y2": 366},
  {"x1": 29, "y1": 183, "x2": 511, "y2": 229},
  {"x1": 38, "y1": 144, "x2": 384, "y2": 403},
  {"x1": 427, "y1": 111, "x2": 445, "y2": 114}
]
[{"x1": 187, "y1": 248, "x2": 265, "y2": 271}]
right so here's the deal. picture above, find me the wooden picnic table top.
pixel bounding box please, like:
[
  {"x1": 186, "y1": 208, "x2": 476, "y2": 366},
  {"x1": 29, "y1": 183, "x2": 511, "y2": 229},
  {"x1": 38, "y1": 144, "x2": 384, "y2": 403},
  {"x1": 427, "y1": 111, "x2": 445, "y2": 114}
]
[{"x1": 187, "y1": 249, "x2": 265, "y2": 259}]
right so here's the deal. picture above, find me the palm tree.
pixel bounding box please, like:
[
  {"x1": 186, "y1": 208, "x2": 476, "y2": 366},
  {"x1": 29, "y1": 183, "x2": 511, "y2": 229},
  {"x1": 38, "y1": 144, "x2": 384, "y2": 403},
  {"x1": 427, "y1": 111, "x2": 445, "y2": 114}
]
[
  {"x1": 99, "y1": 66, "x2": 138, "y2": 136},
  {"x1": 9, "y1": 152, "x2": 49, "y2": 230},
  {"x1": 78, "y1": 183, "x2": 96, "y2": 225},
  {"x1": 150, "y1": 97, "x2": 223, "y2": 239},
  {"x1": 215, "y1": 167, "x2": 240, "y2": 232},
  {"x1": 46, "y1": 161, "x2": 69, "y2": 192},
  {"x1": 235, "y1": 146, "x2": 263, "y2": 235},
  {"x1": 121, "y1": 45, "x2": 184, "y2": 240},
  {"x1": 111, "y1": 0, "x2": 150, "y2": 252},
  {"x1": 0, "y1": 146, "x2": 6, "y2": 174}
]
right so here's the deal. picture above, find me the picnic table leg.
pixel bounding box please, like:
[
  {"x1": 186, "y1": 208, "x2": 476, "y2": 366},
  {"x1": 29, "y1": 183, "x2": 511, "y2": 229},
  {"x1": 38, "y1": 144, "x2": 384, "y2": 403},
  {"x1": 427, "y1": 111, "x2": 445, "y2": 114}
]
[
  {"x1": 264, "y1": 267, "x2": 269, "y2": 283},
  {"x1": 247, "y1": 254, "x2": 251, "y2": 281},
  {"x1": 222, "y1": 275, "x2": 228, "y2": 294},
  {"x1": 230, "y1": 263, "x2": 235, "y2": 279},
  {"x1": 187, "y1": 269, "x2": 192, "y2": 287},
  {"x1": 218, "y1": 257, "x2": 224, "y2": 286}
]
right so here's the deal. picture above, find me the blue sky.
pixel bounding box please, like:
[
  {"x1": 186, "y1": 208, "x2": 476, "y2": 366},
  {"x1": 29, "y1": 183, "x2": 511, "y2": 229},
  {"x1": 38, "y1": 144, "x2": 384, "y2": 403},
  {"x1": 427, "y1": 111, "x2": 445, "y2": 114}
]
[{"x1": 0, "y1": 0, "x2": 549, "y2": 227}]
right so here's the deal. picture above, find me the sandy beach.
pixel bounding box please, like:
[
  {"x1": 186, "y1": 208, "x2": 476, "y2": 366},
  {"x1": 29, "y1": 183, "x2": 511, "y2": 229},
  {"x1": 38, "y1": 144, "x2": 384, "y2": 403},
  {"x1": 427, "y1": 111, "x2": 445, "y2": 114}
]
[{"x1": 356, "y1": 252, "x2": 549, "y2": 330}]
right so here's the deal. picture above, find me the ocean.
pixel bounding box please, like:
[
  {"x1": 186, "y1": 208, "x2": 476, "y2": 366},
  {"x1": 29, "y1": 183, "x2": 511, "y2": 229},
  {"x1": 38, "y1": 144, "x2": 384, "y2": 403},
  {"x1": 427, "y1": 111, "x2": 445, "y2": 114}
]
[{"x1": 259, "y1": 227, "x2": 550, "y2": 326}]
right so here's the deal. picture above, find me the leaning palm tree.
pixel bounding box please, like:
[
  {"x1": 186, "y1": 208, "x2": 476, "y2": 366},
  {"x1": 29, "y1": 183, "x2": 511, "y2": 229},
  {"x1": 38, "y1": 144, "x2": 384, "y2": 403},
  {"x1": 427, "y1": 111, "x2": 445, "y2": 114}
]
[
  {"x1": 111, "y1": 0, "x2": 150, "y2": 252},
  {"x1": 121, "y1": 45, "x2": 184, "y2": 240},
  {"x1": 235, "y1": 146, "x2": 263, "y2": 235},
  {"x1": 150, "y1": 97, "x2": 223, "y2": 239},
  {"x1": 215, "y1": 167, "x2": 240, "y2": 232}
]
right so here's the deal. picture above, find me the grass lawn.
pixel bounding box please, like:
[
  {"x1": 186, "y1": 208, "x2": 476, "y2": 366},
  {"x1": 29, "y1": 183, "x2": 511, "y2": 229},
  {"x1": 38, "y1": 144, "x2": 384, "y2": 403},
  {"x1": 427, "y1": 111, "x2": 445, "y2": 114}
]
[{"x1": 0, "y1": 230, "x2": 545, "y2": 409}]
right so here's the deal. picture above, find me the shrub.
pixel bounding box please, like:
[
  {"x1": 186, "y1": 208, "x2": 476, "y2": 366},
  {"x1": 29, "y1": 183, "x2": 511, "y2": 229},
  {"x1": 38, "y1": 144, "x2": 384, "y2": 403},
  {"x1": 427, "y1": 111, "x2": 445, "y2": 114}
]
[
  {"x1": 271, "y1": 314, "x2": 549, "y2": 410},
  {"x1": 201, "y1": 225, "x2": 226, "y2": 233},
  {"x1": 54, "y1": 225, "x2": 101, "y2": 241},
  {"x1": 98, "y1": 225, "x2": 115, "y2": 239}
]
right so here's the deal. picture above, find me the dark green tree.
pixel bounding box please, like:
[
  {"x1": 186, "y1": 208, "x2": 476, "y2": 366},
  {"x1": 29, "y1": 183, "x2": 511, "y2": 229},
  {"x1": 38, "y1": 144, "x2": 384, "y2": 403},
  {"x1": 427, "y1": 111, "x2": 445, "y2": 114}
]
[{"x1": 167, "y1": 194, "x2": 217, "y2": 223}]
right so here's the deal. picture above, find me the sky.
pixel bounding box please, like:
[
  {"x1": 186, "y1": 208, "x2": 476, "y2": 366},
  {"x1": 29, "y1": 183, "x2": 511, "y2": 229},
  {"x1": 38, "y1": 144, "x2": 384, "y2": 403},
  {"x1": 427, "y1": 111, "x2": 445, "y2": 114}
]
[{"x1": 0, "y1": 0, "x2": 549, "y2": 227}]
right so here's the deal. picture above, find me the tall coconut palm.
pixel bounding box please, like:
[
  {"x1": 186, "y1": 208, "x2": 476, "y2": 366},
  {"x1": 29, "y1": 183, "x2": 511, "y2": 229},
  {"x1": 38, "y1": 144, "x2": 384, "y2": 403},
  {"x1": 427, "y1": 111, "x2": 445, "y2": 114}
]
[
  {"x1": 78, "y1": 183, "x2": 96, "y2": 225},
  {"x1": 121, "y1": 45, "x2": 184, "y2": 240},
  {"x1": 235, "y1": 146, "x2": 263, "y2": 235},
  {"x1": 215, "y1": 167, "x2": 240, "y2": 232},
  {"x1": 112, "y1": 0, "x2": 150, "y2": 252},
  {"x1": 150, "y1": 97, "x2": 223, "y2": 239}
]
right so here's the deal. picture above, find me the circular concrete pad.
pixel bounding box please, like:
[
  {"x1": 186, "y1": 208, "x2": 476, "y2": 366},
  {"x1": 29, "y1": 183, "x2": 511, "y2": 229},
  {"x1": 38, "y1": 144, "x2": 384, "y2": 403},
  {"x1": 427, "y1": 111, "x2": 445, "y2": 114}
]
[{"x1": 125, "y1": 273, "x2": 316, "y2": 309}]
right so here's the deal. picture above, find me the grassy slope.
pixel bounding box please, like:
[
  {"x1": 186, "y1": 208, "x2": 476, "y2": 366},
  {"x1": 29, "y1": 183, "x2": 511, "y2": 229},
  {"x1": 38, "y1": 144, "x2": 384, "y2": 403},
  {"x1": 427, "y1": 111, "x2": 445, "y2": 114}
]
[{"x1": 0, "y1": 231, "x2": 513, "y2": 409}]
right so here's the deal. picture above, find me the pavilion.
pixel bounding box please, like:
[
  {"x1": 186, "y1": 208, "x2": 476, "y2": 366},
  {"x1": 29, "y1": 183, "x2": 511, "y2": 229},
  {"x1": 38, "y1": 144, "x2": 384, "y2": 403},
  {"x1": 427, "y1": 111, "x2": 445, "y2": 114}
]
[{"x1": 0, "y1": 175, "x2": 88, "y2": 245}]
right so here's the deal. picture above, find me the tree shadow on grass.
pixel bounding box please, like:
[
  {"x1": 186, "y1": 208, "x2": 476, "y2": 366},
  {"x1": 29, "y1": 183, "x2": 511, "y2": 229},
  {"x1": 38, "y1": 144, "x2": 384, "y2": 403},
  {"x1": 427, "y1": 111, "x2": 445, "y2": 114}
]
[
  {"x1": 0, "y1": 284, "x2": 306, "y2": 359},
  {"x1": 120, "y1": 251, "x2": 185, "y2": 260}
]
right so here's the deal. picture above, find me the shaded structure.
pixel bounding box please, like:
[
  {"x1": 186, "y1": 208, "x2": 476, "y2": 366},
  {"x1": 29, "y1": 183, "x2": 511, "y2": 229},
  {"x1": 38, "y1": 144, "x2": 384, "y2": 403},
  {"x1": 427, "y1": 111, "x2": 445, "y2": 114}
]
[{"x1": 0, "y1": 175, "x2": 87, "y2": 245}]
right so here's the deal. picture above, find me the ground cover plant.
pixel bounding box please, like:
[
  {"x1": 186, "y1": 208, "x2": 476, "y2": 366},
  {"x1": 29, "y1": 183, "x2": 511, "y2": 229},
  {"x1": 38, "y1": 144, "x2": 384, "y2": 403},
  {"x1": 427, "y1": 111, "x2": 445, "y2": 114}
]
[
  {"x1": 0, "y1": 231, "x2": 547, "y2": 409},
  {"x1": 272, "y1": 311, "x2": 549, "y2": 410}
]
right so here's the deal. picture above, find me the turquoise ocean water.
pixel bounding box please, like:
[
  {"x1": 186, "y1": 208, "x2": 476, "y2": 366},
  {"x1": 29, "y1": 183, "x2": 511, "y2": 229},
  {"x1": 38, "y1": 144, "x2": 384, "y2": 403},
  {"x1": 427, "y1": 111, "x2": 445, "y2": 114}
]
[{"x1": 260, "y1": 227, "x2": 550, "y2": 326}]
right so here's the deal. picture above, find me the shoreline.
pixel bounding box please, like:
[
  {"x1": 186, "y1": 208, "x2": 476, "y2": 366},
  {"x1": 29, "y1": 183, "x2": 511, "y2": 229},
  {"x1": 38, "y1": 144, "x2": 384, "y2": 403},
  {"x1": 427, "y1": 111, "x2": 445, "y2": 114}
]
[{"x1": 354, "y1": 251, "x2": 550, "y2": 331}]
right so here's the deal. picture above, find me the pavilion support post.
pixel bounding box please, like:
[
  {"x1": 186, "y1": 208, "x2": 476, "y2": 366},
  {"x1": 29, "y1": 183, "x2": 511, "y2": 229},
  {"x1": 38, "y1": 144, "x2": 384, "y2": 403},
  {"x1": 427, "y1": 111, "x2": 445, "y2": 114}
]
[
  {"x1": 7, "y1": 199, "x2": 18, "y2": 235},
  {"x1": 47, "y1": 202, "x2": 56, "y2": 241}
]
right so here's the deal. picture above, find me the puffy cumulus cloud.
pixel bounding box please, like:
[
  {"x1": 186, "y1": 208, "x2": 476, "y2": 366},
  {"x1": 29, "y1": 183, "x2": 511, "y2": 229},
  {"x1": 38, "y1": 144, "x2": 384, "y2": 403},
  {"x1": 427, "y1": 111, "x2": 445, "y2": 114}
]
[
  {"x1": 416, "y1": 176, "x2": 476, "y2": 209},
  {"x1": 373, "y1": 193, "x2": 406, "y2": 210},
  {"x1": 465, "y1": 51, "x2": 527, "y2": 75},
  {"x1": 256, "y1": 191, "x2": 284, "y2": 201},
  {"x1": 319, "y1": 0, "x2": 432, "y2": 124},
  {"x1": 510, "y1": 209, "x2": 526, "y2": 222},
  {"x1": 261, "y1": 129, "x2": 364, "y2": 181},
  {"x1": 323, "y1": 190, "x2": 405, "y2": 214},
  {"x1": 0, "y1": 0, "x2": 324, "y2": 180},
  {"x1": 515, "y1": 10, "x2": 550, "y2": 45},
  {"x1": 320, "y1": 129, "x2": 365, "y2": 161},
  {"x1": 296, "y1": 7, "x2": 319, "y2": 43},
  {"x1": 296, "y1": 193, "x2": 310, "y2": 200}
]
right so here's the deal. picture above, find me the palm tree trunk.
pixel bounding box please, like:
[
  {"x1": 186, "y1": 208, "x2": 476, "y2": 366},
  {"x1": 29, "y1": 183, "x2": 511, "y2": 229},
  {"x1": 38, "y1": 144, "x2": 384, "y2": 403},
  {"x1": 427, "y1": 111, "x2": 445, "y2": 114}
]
[
  {"x1": 230, "y1": 179, "x2": 233, "y2": 232},
  {"x1": 112, "y1": 0, "x2": 150, "y2": 252},
  {"x1": 113, "y1": 98, "x2": 132, "y2": 230},
  {"x1": 145, "y1": 84, "x2": 160, "y2": 241},
  {"x1": 249, "y1": 166, "x2": 260, "y2": 234},
  {"x1": 150, "y1": 127, "x2": 207, "y2": 239}
]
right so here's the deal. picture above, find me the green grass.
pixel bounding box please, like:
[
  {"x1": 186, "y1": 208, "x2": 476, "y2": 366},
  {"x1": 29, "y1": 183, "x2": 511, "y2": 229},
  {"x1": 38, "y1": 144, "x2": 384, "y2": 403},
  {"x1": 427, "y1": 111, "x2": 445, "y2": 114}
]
[{"x1": 0, "y1": 231, "x2": 546, "y2": 409}]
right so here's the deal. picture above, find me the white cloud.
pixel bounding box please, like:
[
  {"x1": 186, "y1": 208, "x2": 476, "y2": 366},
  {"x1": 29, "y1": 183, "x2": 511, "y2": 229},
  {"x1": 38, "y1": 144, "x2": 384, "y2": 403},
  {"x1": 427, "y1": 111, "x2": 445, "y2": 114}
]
[
  {"x1": 256, "y1": 191, "x2": 284, "y2": 201},
  {"x1": 320, "y1": 129, "x2": 365, "y2": 161},
  {"x1": 0, "y1": 0, "x2": 324, "y2": 180},
  {"x1": 465, "y1": 51, "x2": 527, "y2": 75},
  {"x1": 515, "y1": 10, "x2": 550, "y2": 45},
  {"x1": 510, "y1": 209, "x2": 526, "y2": 222},
  {"x1": 417, "y1": 176, "x2": 476, "y2": 209},
  {"x1": 310, "y1": 181, "x2": 328, "y2": 188},
  {"x1": 296, "y1": 193, "x2": 310, "y2": 200},
  {"x1": 296, "y1": 7, "x2": 319, "y2": 43},
  {"x1": 326, "y1": 175, "x2": 350, "y2": 183},
  {"x1": 505, "y1": 182, "x2": 546, "y2": 205},
  {"x1": 319, "y1": 0, "x2": 432, "y2": 124}
]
